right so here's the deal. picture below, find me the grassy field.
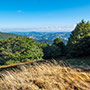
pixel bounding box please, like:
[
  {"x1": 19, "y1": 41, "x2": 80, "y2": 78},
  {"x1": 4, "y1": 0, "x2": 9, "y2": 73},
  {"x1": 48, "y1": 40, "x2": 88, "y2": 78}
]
[
  {"x1": 0, "y1": 60, "x2": 90, "y2": 90},
  {"x1": 0, "y1": 60, "x2": 43, "y2": 71}
]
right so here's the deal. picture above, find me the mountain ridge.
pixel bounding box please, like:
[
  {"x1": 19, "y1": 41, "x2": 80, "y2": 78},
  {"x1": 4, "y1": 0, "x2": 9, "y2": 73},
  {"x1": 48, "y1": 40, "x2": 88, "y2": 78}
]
[
  {"x1": 9, "y1": 31, "x2": 71, "y2": 44},
  {"x1": 0, "y1": 32, "x2": 19, "y2": 39}
]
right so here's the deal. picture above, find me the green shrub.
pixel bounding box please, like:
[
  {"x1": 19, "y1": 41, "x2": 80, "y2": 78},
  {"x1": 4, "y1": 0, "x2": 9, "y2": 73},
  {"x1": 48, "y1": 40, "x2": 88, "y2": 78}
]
[{"x1": 0, "y1": 36, "x2": 44, "y2": 65}]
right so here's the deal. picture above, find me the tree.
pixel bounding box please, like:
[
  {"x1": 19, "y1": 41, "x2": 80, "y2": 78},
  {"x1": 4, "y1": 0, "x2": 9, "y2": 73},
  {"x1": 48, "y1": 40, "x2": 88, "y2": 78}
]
[
  {"x1": 0, "y1": 36, "x2": 44, "y2": 65},
  {"x1": 53, "y1": 37, "x2": 63, "y2": 45},
  {"x1": 53, "y1": 37, "x2": 66, "y2": 56},
  {"x1": 42, "y1": 44, "x2": 61, "y2": 59},
  {"x1": 39, "y1": 41, "x2": 61, "y2": 59},
  {"x1": 67, "y1": 20, "x2": 90, "y2": 57},
  {"x1": 75, "y1": 36, "x2": 90, "y2": 56},
  {"x1": 40, "y1": 38, "x2": 66, "y2": 59}
]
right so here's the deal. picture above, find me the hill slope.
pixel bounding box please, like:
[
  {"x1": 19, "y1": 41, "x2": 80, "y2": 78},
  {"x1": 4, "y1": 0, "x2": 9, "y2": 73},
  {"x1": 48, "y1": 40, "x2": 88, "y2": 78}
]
[
  {"x1": 0, "y1": 32, "x2": 18, "y2": 39},
  {"x1": 0, "y1": 60, "x2": 89, "y2": 90}
]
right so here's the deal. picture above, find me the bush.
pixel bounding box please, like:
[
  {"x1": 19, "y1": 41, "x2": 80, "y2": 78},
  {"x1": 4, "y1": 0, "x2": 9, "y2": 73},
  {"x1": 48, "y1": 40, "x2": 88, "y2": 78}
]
[
  {"x1": 53, "y1": 37, "x2": 66, "y2": 56},
  {"x1": 42, "y1": 44, "x2": 61, "y2": 59},
  {"x1": 0, "y1": 36, "x2": 44, "y2": 65},
  {"x1": 40, "y1": 38, "x2": 66, "y2": 59}
]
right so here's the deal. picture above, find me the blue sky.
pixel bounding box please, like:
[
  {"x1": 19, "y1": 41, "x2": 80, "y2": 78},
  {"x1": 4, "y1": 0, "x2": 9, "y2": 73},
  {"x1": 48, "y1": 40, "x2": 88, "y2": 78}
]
[{"x1": 0, "y1": 0, "x2": 90, "y2": 32}]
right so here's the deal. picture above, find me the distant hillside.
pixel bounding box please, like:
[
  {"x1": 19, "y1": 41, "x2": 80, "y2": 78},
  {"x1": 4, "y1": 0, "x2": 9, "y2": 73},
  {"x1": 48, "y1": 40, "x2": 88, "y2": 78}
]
[
  {"x1": 0, "y1": 32, "x2": 18, "y2": 39},
  {"x1": 10, "y1": 32, "x2": 71, "y2": 44}
]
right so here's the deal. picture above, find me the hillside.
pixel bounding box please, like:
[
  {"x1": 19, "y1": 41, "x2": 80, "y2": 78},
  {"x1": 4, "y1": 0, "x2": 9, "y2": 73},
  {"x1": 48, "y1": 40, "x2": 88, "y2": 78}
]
[
  {"x1": 0, "y1": 32, "x2": 18, "y2": 39},
  {"x1": 10, "y1": 32, "x2": 71, "y2": 44},
  {"x1": 0, "y1": 60, "x2": 90, "y2": 90}
]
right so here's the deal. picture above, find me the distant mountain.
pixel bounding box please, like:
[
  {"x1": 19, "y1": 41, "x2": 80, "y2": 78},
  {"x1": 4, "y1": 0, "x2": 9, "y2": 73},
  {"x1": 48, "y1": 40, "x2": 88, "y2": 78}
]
[
  {"x1": 0, "y1": 32, "x2": 18, "y2": 39},
  {"x1": 10, "y1": 32, "x2": 71, "y2": 44}
]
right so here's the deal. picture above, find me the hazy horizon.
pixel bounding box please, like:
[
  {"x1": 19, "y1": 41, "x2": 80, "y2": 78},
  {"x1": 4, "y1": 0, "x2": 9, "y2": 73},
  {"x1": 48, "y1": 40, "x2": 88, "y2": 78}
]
[{"x1": 0, "y1": 27, "x2": 74, "y2": 32}]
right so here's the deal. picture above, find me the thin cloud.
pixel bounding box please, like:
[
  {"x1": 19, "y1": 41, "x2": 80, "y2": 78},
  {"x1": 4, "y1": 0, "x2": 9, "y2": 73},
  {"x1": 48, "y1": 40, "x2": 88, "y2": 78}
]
[
  {"x1": 30, "y1": 25, "x2": 76, "y2": 32},
  {"x1": 17, "y1": 10, "x2": 23, "y2": 13},
  {"x1": 0, "y1": 25, "x2": 76, "y2": 32}
]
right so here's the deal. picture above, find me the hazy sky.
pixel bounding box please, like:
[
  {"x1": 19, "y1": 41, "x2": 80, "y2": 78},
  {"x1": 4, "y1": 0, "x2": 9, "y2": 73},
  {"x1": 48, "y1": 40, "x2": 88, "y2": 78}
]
[{"x1": 0, "y1": 0, "x2": 90, "y2": 32}]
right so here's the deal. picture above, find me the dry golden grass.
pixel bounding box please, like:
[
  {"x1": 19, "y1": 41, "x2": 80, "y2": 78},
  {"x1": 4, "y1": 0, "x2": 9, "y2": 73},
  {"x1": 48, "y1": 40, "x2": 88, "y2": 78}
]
[{"x1": 0, "y1": 60, "x2": 90, "y2": 90}]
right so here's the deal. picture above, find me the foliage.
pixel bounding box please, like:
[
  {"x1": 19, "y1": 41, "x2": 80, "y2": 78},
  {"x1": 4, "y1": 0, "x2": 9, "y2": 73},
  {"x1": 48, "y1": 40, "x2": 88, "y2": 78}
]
[
  {"x1": 67, "y1": 20, "x2": 90, "y2": 58},
  {"x1": 64, "y1": 58, "x2": 90, "y2": 66},
  {"x1": 72, "y1": 36, "x2": 90, "y2": 57},
  {"x1": 53, "y1": 37, "x2": 66, "y2": 56},
  {"x1": 53, "y1": 37, "x2": 63, "y2": 45},
  {"x1": 40, "y1": 38, "x2": 66, "y2": 59},
  {"x1": 42, "y1": 44, "x2": 61, "y2": 59},
  {"x1": 1, "y1": 20, "x2": 90, "y2": 63},
  {"x1": 0, "y1": 36, "x2": 43, "y2": 65}
]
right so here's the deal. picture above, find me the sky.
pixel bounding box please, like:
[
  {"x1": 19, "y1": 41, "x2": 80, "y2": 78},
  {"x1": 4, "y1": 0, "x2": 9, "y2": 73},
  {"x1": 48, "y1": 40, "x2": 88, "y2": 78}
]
[{"x1": 0, "y1": 0, "x2": 90, "y2": 32}]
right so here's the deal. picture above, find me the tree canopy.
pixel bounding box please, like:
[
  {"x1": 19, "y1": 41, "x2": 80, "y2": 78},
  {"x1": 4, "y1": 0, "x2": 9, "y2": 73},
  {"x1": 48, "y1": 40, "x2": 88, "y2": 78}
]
[
  {"x1": 0, "y1": 36, "x2": 43, "y2": 65},
  {"x1": 40, "y1": 38, "x2": 66, "y2": 59},
  {"x1": 53, "y1": 37, "x2": 66, "y2": 56},
  {"x1": 67, "y1": 20, "x2": 90, "y2": 57}
]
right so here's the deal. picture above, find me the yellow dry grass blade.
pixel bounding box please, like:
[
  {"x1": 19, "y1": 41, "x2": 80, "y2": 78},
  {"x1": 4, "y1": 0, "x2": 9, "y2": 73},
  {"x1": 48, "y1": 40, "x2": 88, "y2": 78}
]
[{"x1": 0, "y1": 60, "x2": 90, "y2": 90}]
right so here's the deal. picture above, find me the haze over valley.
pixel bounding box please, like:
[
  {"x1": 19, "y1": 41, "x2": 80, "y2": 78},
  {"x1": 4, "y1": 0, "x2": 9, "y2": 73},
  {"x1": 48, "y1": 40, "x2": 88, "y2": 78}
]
[{"x1": 9, "y1": 31, "x2": 71, "y2": 44}]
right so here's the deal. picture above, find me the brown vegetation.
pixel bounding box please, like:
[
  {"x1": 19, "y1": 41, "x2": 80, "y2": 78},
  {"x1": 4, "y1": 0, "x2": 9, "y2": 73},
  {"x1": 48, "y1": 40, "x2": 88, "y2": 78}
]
[{"x1": 0, "y1": 60, "x2": 90, "y2": 90}]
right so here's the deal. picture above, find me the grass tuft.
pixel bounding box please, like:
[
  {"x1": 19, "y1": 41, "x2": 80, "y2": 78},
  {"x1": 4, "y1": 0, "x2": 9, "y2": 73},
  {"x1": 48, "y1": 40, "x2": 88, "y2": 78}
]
[{"x1": 0, "y1": 60, "x2": 90, "y2": 90}]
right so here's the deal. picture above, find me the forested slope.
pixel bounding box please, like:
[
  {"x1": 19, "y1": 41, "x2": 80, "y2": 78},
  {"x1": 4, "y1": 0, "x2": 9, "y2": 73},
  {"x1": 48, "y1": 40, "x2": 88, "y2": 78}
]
[{"x1": 0, "y1": 32, "x2": 18, "y2": 39}]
